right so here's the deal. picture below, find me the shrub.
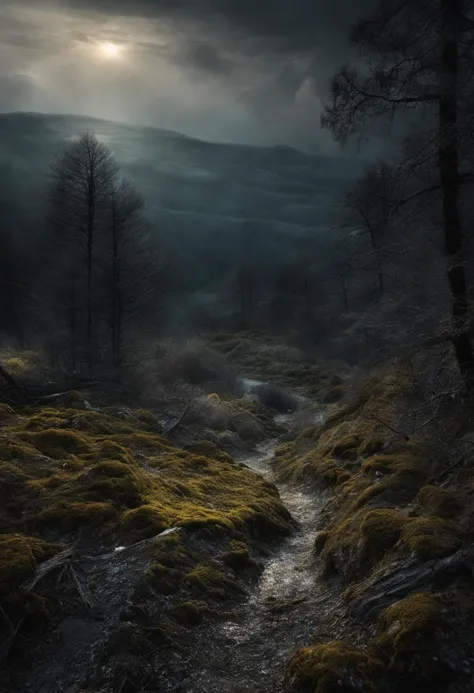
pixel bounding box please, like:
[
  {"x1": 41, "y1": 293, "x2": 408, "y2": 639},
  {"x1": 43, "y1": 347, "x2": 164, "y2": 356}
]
[
  {"x1": 254, "y1": 383, "x2": 299, "y2": 413},
  {"x1": 156, "y1": 339, "x2": 238, "y2": 393}
]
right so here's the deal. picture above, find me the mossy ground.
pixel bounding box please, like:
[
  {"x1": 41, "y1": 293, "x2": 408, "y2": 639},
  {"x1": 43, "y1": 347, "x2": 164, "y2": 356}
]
[
  {"x1": 209, "y1": 331, "x2": 347, "y2": 399},
  {"x1": 279, "y1": 359, "x2": 474, "y2": 693},
  {"x1": 284, "y1": 641, "x2": 384, "y2": 693},
  {"x1": 0, "y1": 392, "x2": 293, "y2": 686}
]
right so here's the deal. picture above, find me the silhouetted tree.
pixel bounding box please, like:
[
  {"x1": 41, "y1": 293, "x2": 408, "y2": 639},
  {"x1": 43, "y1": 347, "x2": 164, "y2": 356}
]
[
  {"x1": 322, "y1": 0, "x2": 474, "y2": 390},
  {"x1": 49, "y1": 132, "x2": 118, "y2": 373},
  {"x1": 104, "y1": 178, "x2": 162, "y2": 367},
  {"x1": 340, "y1": 162, "x2": 396, "y2": 298}
]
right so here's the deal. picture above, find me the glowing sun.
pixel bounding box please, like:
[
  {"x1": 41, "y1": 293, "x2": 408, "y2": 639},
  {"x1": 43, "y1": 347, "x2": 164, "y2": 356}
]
[{"x1": 99, "y1": 42, "x2": 122, "y2": 59}]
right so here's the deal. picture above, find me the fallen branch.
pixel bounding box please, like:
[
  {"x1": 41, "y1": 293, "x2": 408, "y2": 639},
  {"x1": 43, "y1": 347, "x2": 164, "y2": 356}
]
[
  {"x1": 163, "y1": 402, "x2": 190, "y2": 436},
  {"x1": 22, "y1": 547, "x2": 76, "y2": 591}
]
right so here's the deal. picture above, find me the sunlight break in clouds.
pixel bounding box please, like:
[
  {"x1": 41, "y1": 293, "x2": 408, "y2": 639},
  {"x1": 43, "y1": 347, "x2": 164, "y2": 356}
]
[
  {"x1": 97, "y1": 41, "x2": 124, "y2": 60},
  {"x1": 0, "y1": 0, "x2": 376, "y2": 149}
]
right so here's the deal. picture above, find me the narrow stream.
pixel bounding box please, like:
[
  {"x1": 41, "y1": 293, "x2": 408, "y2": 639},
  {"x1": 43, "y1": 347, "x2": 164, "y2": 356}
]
[{"x1": 189, "y1": 435, "x2": 346, "y2": 693}]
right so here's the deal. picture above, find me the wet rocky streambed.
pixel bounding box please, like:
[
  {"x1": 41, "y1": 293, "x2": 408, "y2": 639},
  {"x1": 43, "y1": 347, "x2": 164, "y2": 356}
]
[{"x1": 182, "y1": 390, "x2": 347, "y2": 692}]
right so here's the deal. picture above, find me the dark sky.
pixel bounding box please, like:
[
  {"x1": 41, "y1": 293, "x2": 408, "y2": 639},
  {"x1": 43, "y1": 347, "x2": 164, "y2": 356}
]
[{"x1": 0, "y1": 0, "x2": 375, "y2": 148}]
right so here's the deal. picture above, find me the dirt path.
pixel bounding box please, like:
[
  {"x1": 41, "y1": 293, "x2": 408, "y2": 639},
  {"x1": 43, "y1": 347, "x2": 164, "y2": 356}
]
[{"x1": 185, "y1": 440, "x2": 346, "y2": 693}]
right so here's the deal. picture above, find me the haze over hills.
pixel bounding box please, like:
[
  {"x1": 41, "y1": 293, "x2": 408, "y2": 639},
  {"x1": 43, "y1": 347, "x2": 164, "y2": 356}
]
[
  {"x1": 0, "y1": 112, "x2": 363, "y2": 258},
  {"x1": 0, "y1": 111, "x2": 369, "y2": 331}
]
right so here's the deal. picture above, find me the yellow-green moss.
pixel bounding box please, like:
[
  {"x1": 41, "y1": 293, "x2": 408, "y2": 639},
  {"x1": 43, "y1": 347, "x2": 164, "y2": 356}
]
[
  {"x1": 401, "y1": 516, "x2": 462, "y2": 560},
  {"x1": 184, "y1": 564, "x2": 243, "y2": 601},
  {"x1": 170, "y1": 600, "x2": 208, "y2": 626},
  {"x1": 0, "y1": 534, "x2": 58, "y2": 595},
  {"x1": 377, "y1": 592, "x2": 445, "y2": 655},
  {"x1": 0, "y1": 403, "x2": 293, "y2": 543},
  {"x1": 275, "y1": 450, "x2": 351, "y2": 487},
  {"x1": 273, "y1": 398, "x2": 389, "y2": 487},
  {"x1": 55, "y1": 390, "x2": 87, "y2": 409},
  {"x1": 21, "y1": 428, "x2": 91, "y2": 458},
  {"x1": 183, "y1": 440, "x2": 234, "y2": 464},
  {"x1": 361, "y1": 453, "x2": 420, "y2": 476},
  {"x1": 222, "y1": 540, "x2": 253, "y2": 571},
  {"x1": 145, "y1": 562, "x2": 181, "y2": 595},
  {"x1": 37, "y1": 501, "x2": 119, "y2": 530},
  {"x1": 359, "y1": 509, "x2": 407, "y2": 561},
  {"x1": 121, "y1": 505, "x2": 171, "y2": 539},
  {"x1": 331, "y1": 435, "x2": 361, "y2": 458},
  {"x1": 2, "y1": 350, "x2": 43, "y2": 377},
  {"x1": 355, "y1": 468, "x2": 427, "y2": 509},
  {"x1": 284, "y1": 641, "x2": 384, "y2": 693},
  {"x1": 322, "y1": 509, "x2": 407, "y2": 581},
  {"x1": 0, "y1": 403, "x2": 15, "y2": 422},
  {"x1": 415, "y1": 485, "x2": 463, "y2": 520}
]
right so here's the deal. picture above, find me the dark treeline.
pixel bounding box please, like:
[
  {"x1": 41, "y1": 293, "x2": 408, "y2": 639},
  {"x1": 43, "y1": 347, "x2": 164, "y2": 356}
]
[
  {"x1": 0, "y1": 128, "x2": 347, "y2": 368},
  {"x1": 0, "y1": 132, "x2": 164, "y2": 374},
  {"x1": 319, "y1": 0, "x2": 474, "y2": 394},
  {"x1": 3, "y1": 0, "x2": 474, "y2": 390}
]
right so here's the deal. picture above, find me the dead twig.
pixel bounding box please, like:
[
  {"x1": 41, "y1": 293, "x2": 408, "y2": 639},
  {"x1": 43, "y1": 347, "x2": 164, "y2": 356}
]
[
  {"x1": 163, "y1": 402, "x2": 190, "y2": 436},
  {"x1": 0, "y1": 605, "x2": 25, "y2": 662},
  {"x1": 22, "y1": 547, "x2": 76, "y2": 591}
]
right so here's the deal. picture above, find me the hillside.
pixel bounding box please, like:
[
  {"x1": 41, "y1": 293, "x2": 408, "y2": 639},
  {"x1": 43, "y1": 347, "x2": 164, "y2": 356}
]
[{"x1": 0, "y1": 112, "x2": 363, "y2": 288}]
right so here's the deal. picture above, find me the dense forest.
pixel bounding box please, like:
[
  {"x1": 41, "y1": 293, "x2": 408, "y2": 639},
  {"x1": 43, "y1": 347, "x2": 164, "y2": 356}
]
[{"x1": 3, "y1": 1, "x2": 474, "y2": 692}]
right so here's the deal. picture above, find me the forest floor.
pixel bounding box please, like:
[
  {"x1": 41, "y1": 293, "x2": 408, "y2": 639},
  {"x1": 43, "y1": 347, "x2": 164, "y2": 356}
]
[{"x1": 2, "y1": 332, "x2": 474, "y2": 693}]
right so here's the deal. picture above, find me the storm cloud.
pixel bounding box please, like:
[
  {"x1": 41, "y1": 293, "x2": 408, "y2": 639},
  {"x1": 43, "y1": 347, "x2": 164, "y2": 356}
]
[{"x1": 0, "y1": 0, "x2": 376, "y2": 148}]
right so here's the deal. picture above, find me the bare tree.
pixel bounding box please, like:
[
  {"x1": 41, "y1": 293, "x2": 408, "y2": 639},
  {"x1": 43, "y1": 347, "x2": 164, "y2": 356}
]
[
  {"x1": 340, "y1": 161, "x2": 397, "y2": 298},
  {"x1": 332, "y1": 258, "x2": 352, "y2": 313},
  {"x1": 104, "y1": 178, "x2": 163, "y2": 367},
  {"x1": 49, "y1": 132, "x2": 118, "y2": 373},
  {"x1": 322, "y1": 0, "x2": 474, "y2": 391},
  {"x1": 0, "y1": 226, "x2": 26, "y2": 347}
]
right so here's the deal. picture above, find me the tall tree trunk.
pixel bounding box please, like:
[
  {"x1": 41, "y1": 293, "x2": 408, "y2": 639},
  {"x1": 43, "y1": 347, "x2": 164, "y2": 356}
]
[
  {"x1": 111, "y1": 207, "x2": 120, "y2": 368},
  {"x1": 439, "y1": 0, "x2": 474, "y2": 391},
  {"x1": 116, "y1": 287, "x2": 123, "y2": 367},
  {"x1": 367, "y1": 224, "x2": 384, "y2": 298},
  {"x1": 86, "y1": 185, "x2": 95, "y2": 376},
  {"x1": 70, "y1": 271, "x2": 77, "y2": 372}
]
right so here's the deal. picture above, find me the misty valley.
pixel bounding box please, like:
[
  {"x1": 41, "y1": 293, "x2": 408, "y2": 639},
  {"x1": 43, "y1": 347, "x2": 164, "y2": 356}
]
[{"x1": 3, "y1": 1, "x2": 474, "y2": 693}]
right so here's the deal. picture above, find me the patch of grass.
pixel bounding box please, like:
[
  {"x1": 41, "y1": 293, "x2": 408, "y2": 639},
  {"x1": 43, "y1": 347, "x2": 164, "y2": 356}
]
[
  {"x1": 377, "y1": 592, "x2": 445, "y2": 655},
  {"x1": 0, "y1": 534, "x2": 58, "y2": 595},
  {"x1": 283, "y1": 641, "x2": 384, "y2": 693},
  {"x1": 414, "y1": 485, "x2": 464, "y2": 520},
  {"x1": 170, "y1": 600, "x2": 208, "y2": 626},
  {"x1": 155, "y1": 338, "x2": 239, "y2": 393},
  {"x1": 0, "y1": 396, "x2": 294, "y2": 668},
  {"x1": 401, "y1": 516, "x2": 462, "y2": 560},
  {"x1": 0, "y1": 403, "x2": 15, "y2": 422},
  {"x1": 321, "y1": 508, "x2": 407, "y2": 582},
  {"x1": 0, "y1": 534, "x2": 59, "y2": 639},
  {"x1": 37, "y1": 501, "x2": 119, "y2": 530},
  {"x1": 354, "y1": 468, "x2": 427, "y2": 509},
  {"x1": 375, "y1": 592, "x2": 458, "y2": 684},
  {"x1": 222, "y1": 540, "x2": 253, "y2": 571},
  {"x1": 184, "y1": 564, "x2": 244, "y2": 601},
  {"x1": 20, "y1": 428, "x2": 92, "y2": 458}
]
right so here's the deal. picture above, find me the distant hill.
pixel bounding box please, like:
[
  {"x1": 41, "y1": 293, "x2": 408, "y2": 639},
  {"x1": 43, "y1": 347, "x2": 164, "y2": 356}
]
[{"x1": 0, "y1": 112, "x2": 364, "y2": 287}]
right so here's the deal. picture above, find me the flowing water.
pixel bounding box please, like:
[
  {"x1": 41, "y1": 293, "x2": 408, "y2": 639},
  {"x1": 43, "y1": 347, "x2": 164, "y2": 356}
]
[
  {"x1": 9, "y1": 379, "x2": 349, "y2": 693},
  {"x1": 186, "y1": 435, "x2": 346, "y2": 693}
]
